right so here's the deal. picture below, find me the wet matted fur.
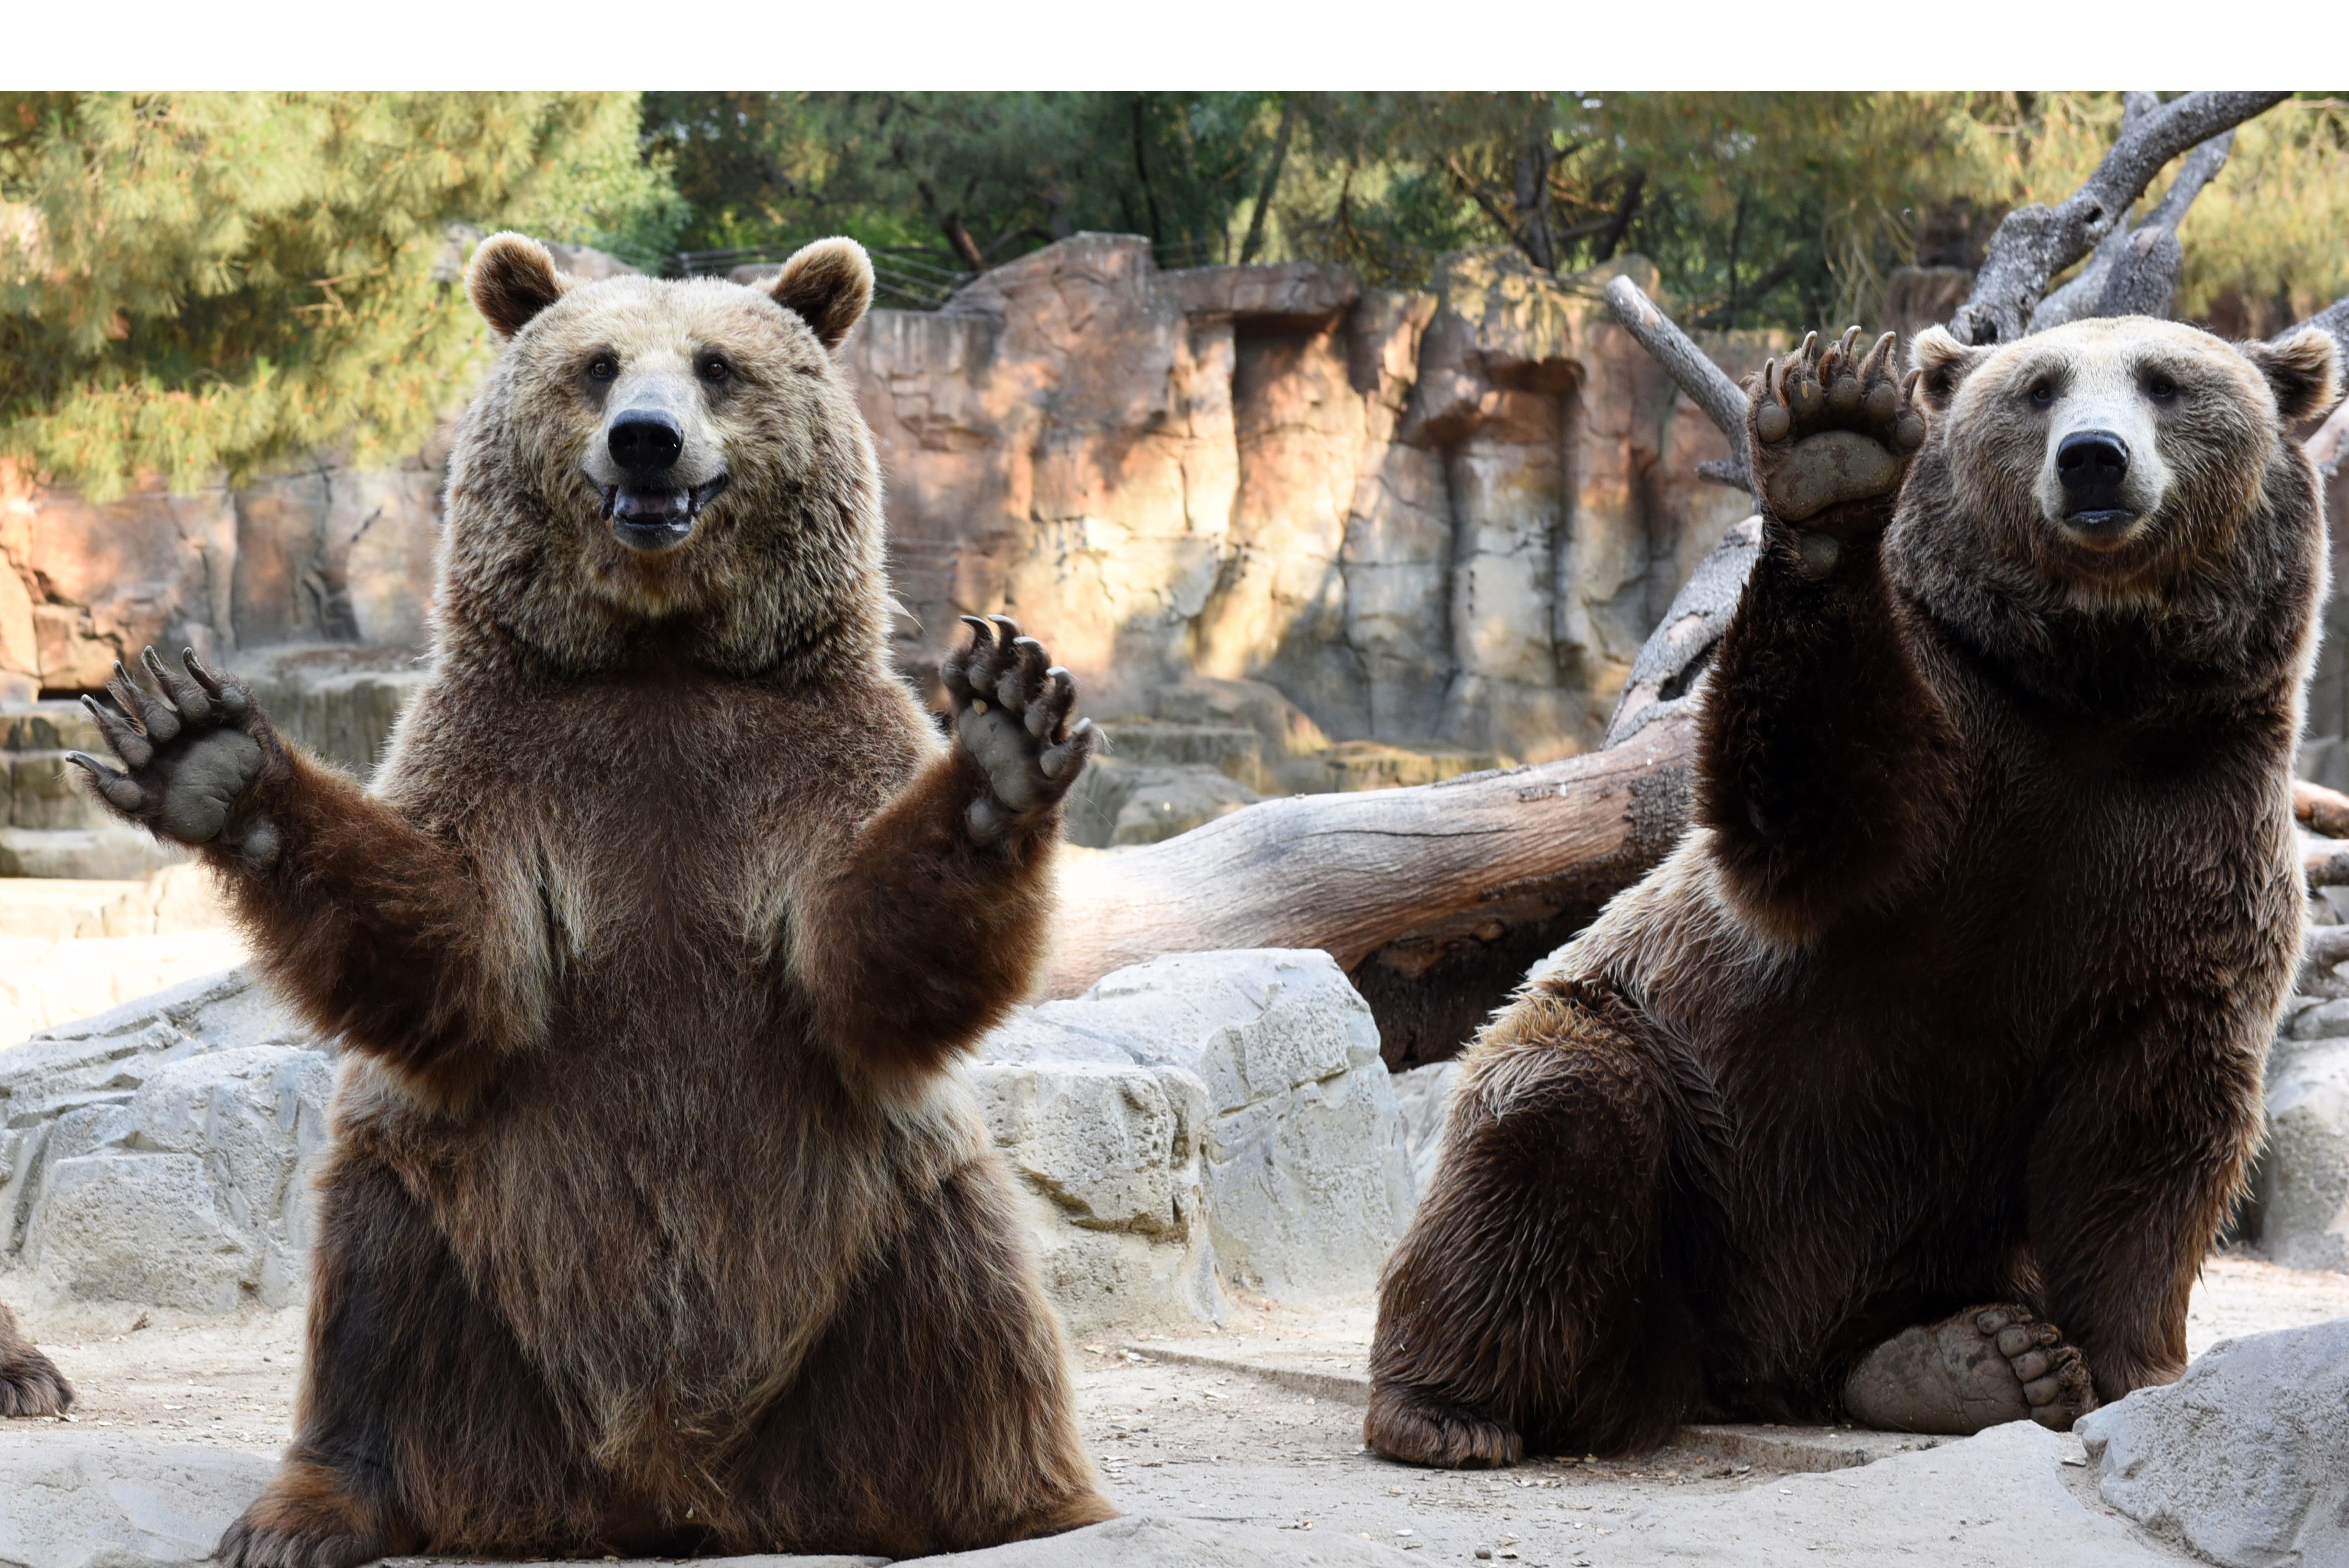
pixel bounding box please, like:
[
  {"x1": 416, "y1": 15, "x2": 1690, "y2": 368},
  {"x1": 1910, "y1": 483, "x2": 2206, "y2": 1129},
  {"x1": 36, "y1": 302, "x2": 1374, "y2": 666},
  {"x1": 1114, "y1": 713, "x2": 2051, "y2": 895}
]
[
  {"x1": 76, "y1": 235, "x2": 1112, "y2": 1562},
  {"x1": 1369, "y1": 318, "x2": 2342, "y2": 1463}
]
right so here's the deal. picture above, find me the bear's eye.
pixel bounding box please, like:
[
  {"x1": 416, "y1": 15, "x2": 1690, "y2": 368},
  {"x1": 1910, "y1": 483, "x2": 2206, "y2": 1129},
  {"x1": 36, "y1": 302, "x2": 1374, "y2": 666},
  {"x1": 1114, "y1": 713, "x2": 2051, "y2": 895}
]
[
  {"x1": 586, "y1": 354, "x2": 618, "y2": 383},
  {"x1": 697, "y1": 354, "x2": 732, "y2": 385},
  {"x1": 2147, "y1": 372, "x2": 2179, "y2": 402},
  {"x1": 2029, "y1": 379, "x2": 2055, "y2": 407}
]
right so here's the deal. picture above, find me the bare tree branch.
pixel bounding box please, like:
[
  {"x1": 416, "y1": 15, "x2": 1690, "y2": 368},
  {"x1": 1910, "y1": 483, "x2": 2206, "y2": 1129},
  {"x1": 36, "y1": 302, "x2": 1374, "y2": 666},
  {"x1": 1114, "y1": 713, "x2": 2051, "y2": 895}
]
[
  {"x1": 1603, "y1": 274, "x2": 1753, "y2": 494},
  {"x1": 2034, "y1": 128, "x2": 2236, "y2": 330},
  {"x1": 1949, "y1": 91, "x2": 2289, "y2": 345}
]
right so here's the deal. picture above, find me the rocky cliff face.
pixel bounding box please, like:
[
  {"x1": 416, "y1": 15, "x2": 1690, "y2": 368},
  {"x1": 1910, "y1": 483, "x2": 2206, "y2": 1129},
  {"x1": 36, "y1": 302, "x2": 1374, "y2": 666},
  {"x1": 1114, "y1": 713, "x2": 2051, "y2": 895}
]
[
  {"x1": 4, "y1": 235, "x2": 1759, "y2": 767},
  {"x1": 850, "y1": 235, "x2": 1764, "y2": 761}
]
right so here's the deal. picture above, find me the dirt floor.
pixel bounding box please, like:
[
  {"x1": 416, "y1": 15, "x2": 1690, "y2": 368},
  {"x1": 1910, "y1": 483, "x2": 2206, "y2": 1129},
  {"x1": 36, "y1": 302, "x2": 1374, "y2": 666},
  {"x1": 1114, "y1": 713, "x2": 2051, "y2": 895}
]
[{"x1": 7, "y1": 1252, "x2": 2344, "y2": 1566}]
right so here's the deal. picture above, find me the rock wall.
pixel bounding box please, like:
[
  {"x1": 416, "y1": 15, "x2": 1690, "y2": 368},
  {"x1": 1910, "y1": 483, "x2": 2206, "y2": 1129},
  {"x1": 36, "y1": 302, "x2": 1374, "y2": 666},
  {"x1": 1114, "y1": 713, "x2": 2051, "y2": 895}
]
[
  {"x1": 850, "y1": 235, "x2": 1766, "y2": 760},
  {"x1": 0, "y1": 445, "x2": 444, "y2": 705},
  {"x1": 12, "y1": 235, "x2": 2349, "y2": 779},
  {"x1": 0, "y1": 242, "x2": 1765, "y2": 766}
]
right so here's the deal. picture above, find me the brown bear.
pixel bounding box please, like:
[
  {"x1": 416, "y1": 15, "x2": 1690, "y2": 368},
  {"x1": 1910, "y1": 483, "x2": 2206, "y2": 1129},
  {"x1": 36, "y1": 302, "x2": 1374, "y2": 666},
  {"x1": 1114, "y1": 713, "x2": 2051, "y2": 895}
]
[
  {"x1": 69, "y1": 233, "x2": 1113, "y2": 1561},
  {"x1": 1366, "y1": 315, "x2": 2342, "y2": 1464},
  {"x1": 0, "y1": 1299, "x2": 71, "y2": 1417}
]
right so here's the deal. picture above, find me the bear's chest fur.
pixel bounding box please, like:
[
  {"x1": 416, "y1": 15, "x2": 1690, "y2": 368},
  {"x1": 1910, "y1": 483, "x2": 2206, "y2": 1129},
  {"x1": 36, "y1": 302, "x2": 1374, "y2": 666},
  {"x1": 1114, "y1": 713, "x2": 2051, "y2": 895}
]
[{"x1": 338, "y1": 657, "x2": 990, "y2": 1458}]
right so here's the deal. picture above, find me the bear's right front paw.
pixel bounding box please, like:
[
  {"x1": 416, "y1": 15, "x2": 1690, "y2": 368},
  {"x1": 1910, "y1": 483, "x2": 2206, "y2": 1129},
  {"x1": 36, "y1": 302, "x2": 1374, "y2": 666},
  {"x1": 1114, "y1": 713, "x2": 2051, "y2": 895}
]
[
  {"x1": 69, "y1": 647, "x2": 282, "y2": 865},
  {"x1": 1747, "y1": 327, "x2": 1927, "y2": 564}
]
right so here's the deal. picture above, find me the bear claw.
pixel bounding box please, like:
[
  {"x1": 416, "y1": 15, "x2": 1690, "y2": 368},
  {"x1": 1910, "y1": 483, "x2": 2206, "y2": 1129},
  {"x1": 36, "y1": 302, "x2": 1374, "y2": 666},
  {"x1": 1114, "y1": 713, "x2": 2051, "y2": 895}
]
[
  {"x1": 73, "y1": 648, "x2": 278, "y2": 862},
  {"x1": 1747, "y1": 325, "x2": 1926, "y2": 531},
  {"x1": 942, "y1": 615, "x2": 1094, "y2": 844}
]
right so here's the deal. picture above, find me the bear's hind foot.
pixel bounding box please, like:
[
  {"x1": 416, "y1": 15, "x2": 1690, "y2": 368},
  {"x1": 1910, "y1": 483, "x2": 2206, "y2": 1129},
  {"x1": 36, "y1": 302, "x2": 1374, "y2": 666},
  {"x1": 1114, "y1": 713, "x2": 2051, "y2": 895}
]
[
  {"x1": 1747, "y1": 326, "x2": 1927, "y2": 559},
  {"x1": 1366, "y1": 1383, "x2": 1524, "y2": 1469},
  {"x1": 1842, "y1": 1303, "x2": 2099, "y2": 1436},
  {"x1": 0, "y1": 1343, "x2": 72, "y2": 1418},
  {"x1": 217, "y1": 1457, "x2": 419, "y2": 1568}
]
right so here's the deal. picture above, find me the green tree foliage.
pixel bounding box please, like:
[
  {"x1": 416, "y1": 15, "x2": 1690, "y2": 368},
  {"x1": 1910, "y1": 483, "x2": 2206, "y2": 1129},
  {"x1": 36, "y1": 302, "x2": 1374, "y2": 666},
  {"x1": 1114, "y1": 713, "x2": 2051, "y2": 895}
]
[
  {"x1": 0, "y1": 92, "x2": 684, "y2": 498},
  {"x1": 647, "y1": 92, "x2": 1280, "y2": 270},
  {"x1": 654, "y1": 91, "x2": 2348, "y2": 342}
]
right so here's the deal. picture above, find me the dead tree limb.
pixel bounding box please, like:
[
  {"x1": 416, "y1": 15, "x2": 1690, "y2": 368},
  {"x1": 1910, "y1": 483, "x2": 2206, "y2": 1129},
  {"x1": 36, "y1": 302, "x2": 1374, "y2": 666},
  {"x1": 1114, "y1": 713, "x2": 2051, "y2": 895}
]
[
  {"x1": 2034, "y1": 127, "x2": 2236, "y2": 330},
  {"x1": 1948, "y1": 91, "x2": 2288, "y2": 346},
  {"x1": 1603, "y1": 274, "x2": 1754, "y2": 494},
  {"x1": 1046, "y1": 711, "x2": 1695, "y2": 997}
]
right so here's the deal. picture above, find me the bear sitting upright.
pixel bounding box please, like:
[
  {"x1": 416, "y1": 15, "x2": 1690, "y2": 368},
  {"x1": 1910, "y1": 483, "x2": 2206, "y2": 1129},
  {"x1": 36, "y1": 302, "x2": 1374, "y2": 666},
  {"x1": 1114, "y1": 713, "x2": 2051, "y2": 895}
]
[
  {"x1": 1367, "y1": 315, "x2": 2342, "y2": 1464},
  {"x1": 71, "y1": 234, "x2": 1113, "y2": 1561}
]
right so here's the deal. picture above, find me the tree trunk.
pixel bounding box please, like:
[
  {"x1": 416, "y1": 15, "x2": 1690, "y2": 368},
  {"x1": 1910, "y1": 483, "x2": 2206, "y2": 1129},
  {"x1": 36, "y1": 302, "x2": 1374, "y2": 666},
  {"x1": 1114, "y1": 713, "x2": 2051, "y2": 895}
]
[{"x1": 1047, "y1": 709, "x2": 1696, "y2": 1000}]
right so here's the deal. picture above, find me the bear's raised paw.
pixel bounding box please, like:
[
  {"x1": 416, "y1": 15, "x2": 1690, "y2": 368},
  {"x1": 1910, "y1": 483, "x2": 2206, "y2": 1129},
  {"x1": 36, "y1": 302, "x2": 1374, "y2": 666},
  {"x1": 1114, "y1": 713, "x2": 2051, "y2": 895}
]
[
  {"x1": 1748, "y1": 326, "x2": 1927, "y2": 555},
  {"x1": 942, "y1": 615, "x2": 1095, "y2": 844},
  {"x1": 70, "y1": 647, "x2": 282, "y2": 865},
  {"x1": 1841, "y1": 1301, "x2": 2099, "y2": 1436}
]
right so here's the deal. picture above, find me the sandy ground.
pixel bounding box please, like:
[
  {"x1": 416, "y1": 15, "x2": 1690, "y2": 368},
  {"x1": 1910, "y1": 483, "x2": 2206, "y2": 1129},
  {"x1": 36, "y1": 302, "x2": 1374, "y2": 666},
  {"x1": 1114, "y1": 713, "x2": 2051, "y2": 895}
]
[{"x1": 6, "y1": 1253, "x2": 2342, "y2": 1566}]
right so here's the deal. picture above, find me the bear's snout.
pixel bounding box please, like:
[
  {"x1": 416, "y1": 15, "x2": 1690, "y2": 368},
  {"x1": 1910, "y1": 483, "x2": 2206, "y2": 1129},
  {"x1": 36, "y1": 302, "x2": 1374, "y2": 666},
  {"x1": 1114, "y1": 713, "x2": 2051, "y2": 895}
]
[
  {"x1": 2056, "y1": 429, "x2": 2132, "y2": 524},
  {"x1": 609, "y1": 409, "x2": 684, "y2": 478}
]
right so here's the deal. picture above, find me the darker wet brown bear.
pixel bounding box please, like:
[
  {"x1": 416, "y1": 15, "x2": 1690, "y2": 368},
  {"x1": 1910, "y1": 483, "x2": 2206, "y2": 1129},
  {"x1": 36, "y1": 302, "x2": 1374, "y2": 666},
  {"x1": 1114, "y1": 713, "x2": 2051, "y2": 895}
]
[
  {"x1": 73, "y1": 234, "x2": 1111, "y2": 1561},
  {"x1": 1368, "y1": 316, "x2": 2342, "y2": 1463}
]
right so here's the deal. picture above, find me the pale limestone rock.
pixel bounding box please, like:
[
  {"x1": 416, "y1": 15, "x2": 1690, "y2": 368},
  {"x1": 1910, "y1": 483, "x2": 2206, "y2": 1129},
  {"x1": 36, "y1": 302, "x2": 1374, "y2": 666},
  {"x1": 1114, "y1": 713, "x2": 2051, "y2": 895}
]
[
  {"x1": 0, "y1": 971, "x2": 329, "y2": 1314},
  {"x1": 897, "y1": 1515, "x2": 1410, "y2": 1566},
  {"x1": 981, "y1": 950, "x2": 1413, "y2": 1299},
  {"x1": 968, "y1": 1061, "x2": 1223, "y2": 1334},
  {"x1": 0, "y1": 1431, "x2": 275, "y2": 1568},
  {"x1": 2258, "y1": 1033, "x2": 2349, "y2": 1270},
  {"x1": 2080, "y1": 1320, "x2": 2349, "y2": 1568},
  {"x1": 1390, "y1": 1060, "x2": 1459, "y2": 1195}
]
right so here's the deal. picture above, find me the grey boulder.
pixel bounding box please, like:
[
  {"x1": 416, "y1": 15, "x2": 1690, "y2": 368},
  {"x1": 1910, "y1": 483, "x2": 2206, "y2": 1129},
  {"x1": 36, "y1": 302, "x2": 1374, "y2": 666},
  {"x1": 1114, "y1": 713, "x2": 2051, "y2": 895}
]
[
  {"x1": 979, "y1": 949, "x2": 1414, "y2": 1301},
  {"x1": 2078, "y1": 1319, "x2": 2349, "y2": 1568},
  {"x1": 0, "y1": 1431, "x2": 273, "y2": 1568},
  {"x1": 1, "y1": 971, "x2": 331, "y2": 1313}
]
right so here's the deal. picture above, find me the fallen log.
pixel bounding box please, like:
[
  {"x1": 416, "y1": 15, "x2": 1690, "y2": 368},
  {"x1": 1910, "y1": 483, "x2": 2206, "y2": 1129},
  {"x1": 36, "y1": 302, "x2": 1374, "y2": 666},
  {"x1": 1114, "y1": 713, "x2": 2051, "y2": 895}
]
[{"x1": 1049, "y1": 707, "x2": 1695, "y2": 1000}]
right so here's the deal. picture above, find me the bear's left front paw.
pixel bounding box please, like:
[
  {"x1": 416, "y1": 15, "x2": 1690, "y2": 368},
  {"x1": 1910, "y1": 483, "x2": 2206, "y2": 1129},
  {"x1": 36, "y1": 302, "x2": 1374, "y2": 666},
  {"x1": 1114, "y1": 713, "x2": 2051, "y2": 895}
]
[{"x1": 941, "y1": 615, "x2": 1095, "y2": 844}]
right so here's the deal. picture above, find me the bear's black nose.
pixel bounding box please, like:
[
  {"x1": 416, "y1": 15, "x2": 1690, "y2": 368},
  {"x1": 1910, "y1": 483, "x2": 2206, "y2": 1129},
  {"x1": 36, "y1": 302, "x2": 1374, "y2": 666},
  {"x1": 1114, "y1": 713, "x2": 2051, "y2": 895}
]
[
  {"x1": 2057, "y1": 430, "x2": 2130, "y2": 511},
  {"x1": 608, "y1": 410, "x2": 683, "y2": 478}
]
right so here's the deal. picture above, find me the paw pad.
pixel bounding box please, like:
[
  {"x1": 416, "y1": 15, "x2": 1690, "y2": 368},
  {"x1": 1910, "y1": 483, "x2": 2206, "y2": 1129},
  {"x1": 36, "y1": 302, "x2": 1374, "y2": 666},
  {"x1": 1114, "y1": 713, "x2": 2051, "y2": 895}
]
[
  {"x1": 1747, "y1": 326, "x2": 1927, "y2": 526},
  {"x1": 941, "y1": 615, "x2": 1094, "y2": 843}
]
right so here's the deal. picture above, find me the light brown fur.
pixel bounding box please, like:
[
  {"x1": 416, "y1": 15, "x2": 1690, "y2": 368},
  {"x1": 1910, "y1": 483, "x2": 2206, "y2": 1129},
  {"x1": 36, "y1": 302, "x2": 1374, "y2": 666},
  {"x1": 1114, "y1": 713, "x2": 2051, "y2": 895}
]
[{"x1": 77, "y1": 235, "x2": 1109, "y2": 1563}]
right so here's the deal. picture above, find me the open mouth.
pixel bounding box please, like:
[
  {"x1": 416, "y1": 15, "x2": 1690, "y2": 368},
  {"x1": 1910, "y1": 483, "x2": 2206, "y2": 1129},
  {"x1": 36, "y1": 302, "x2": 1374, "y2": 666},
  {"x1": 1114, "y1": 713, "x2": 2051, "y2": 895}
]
[{"x1": 600, "y1": 475, "x2": 730, "y2": 553}]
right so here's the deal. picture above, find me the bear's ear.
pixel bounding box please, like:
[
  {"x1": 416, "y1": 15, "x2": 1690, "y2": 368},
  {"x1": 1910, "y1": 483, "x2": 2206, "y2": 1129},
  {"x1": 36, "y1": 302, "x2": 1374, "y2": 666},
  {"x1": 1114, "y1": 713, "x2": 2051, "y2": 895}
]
[
  {"x1": 1910, "y1": 326, "x2": 1985, "y2": 413},
  {"x1": 467, "y1": 232, "x2": 570, "y2": 340},
  {"x1": 768, "y1": 237, "x2": 874, "y2": 351},
  {"x1": 2242, "y1": 326, "x2": 2343, "y2": 426}
]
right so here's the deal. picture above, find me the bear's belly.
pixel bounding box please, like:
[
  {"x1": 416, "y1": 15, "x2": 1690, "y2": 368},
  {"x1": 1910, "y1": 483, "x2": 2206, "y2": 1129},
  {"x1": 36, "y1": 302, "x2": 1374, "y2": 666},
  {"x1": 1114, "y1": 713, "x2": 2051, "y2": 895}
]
[{"x1": 348, "y1": 982, "x2": 987, "y2": 1471}]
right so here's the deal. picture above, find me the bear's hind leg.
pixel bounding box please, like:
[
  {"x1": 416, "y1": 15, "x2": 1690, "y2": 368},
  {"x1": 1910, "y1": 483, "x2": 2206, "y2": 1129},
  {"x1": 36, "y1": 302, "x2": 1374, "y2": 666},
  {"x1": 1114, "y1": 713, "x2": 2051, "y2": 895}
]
[
  {"x1": 740, "y1": 1155, "x2": 1111, "y2": 1556},
  {"x1": 1369, "y1": 979, "x2": 1709, "y2": 1466},
  {"x1": 219, "y1": 1151, "x2": 624, "y2": 1568}
]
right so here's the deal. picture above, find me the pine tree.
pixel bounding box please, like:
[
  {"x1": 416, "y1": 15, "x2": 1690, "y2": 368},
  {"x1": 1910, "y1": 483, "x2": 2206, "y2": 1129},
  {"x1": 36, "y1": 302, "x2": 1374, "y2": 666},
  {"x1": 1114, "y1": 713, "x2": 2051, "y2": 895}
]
[{"x1": 0, "y1": 92, "x2": 685, "y2": 498}]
